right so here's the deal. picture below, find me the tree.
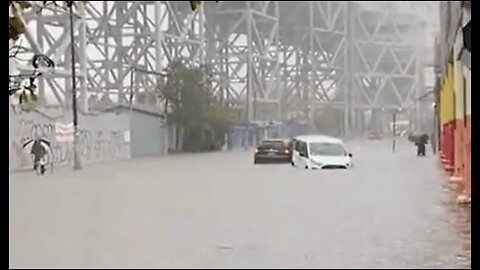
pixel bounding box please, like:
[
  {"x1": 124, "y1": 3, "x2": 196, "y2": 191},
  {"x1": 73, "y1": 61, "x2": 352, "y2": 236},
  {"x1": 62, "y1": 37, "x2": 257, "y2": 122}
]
[
  {"x1": 9, "y1": 2, "x2": 30, "y2": 41},
  {"x1": 189, "y1": 1, "x2": 219, "y2": 11},
  {"x1": 161, "y1": 61, "x2": 233, "y2": 152}
]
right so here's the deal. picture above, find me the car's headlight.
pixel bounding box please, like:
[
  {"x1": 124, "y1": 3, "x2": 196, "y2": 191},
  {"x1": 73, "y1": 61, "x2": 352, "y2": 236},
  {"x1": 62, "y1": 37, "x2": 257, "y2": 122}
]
[{"x1": 311, "y1": 160, "x2": 323, "y2": 166}]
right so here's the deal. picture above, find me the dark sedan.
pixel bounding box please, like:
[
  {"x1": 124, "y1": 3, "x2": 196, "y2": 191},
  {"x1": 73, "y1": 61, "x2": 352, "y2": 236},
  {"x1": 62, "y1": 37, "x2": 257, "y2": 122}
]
[{"x1": 254, "y1": 139, "x2": 292, "y2": 164}]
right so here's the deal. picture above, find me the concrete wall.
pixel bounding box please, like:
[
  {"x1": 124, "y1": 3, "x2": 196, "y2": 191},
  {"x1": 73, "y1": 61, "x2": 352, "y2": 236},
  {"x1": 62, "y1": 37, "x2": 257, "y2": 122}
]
[
  {"x1": 130, "y1": 110, "x2": 168, "y2": 158},
  {"x1": 9, "y1": 106, "x2": 131, "y2": 171}
]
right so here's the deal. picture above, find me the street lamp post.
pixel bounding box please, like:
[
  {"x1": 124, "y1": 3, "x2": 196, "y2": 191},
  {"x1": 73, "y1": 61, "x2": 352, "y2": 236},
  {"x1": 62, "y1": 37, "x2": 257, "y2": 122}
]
[{"x1": 68, "y1": 1, "x2": 81, "y2": 170}]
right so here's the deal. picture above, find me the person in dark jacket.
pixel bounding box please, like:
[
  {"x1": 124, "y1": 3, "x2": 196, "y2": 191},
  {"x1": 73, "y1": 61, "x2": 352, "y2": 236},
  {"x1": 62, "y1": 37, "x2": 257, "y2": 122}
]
[
  {"x1": 415, "y1": 133, "x2": 429, "y2": 156},
  {"x1": 31, "y1": 139, "x2": 47, "y2": 172}
]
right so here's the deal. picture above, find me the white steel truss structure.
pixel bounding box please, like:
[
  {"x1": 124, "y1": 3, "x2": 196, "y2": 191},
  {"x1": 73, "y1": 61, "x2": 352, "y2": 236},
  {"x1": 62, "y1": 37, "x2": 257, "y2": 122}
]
[
  {"x1": 278, "y1": 1, "x2": 347, "y2": 123},
  {"x1": 11, "y1": 1, "x2": 437, "y2": 134},
  {"x1": 205, "y1": 1, "x2": 281, "y2": 122}
]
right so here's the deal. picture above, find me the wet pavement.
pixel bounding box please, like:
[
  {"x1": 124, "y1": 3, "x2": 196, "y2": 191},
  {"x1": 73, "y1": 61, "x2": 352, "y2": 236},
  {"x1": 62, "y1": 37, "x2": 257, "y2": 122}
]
[{"x1": 9, "y1": 138, "x2": 471, "y2": 268}]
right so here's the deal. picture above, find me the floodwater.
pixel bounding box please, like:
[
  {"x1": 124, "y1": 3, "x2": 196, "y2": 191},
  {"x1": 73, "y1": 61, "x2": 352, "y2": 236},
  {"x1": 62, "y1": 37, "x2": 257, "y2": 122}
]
[{"x1": 9, "y1": 139, "x2": 471, "y2": 268}]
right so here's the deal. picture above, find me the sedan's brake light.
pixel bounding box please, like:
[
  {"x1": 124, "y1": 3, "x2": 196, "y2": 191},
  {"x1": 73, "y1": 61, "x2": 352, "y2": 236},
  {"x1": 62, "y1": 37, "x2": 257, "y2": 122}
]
[
  {"x1": 284, "y1": 149, "x2": 290, "y2": 154},
  {"x1": 255, "y1": 149, "x2": 259, "y2": 153}
]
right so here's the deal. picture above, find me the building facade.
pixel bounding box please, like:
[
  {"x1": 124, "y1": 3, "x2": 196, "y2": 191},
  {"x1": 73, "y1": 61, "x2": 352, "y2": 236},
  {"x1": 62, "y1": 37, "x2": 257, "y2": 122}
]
[{"x1": 437, "y1": 1, "x2": 471, "y2": 203}]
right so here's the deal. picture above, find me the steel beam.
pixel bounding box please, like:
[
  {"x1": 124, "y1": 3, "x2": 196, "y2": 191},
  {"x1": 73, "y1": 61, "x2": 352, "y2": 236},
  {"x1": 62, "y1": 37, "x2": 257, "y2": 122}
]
[{"x1": 10, "y1": 1, "x2": 436, "y2": 131}]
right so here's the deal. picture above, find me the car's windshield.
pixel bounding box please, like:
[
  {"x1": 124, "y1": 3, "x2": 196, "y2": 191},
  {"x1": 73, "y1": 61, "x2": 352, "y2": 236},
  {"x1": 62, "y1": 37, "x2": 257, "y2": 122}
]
[{"x1": 309, "y1": 142, "x2": 346, "y2": 156}]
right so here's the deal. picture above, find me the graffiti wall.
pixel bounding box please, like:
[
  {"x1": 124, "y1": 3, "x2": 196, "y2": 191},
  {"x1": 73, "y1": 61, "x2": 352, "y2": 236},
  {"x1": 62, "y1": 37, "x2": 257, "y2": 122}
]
[{"x1": 9, "y1": 106, "x2": 131, "y2": 171}]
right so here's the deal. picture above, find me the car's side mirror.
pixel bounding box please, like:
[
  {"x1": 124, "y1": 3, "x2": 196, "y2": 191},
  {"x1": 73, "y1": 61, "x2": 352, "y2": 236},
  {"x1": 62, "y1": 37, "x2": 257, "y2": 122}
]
[
  {"x1": 300, "y1": 151, "x2": 308, "y2": 158},
  {"x1": 348, "y1": 153, "x2": 353, "y2": 157}
]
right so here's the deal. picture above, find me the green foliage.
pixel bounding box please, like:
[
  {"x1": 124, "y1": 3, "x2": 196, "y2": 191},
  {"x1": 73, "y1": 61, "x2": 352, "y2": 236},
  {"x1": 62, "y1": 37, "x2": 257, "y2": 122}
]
[
  {"x1": 189, "y1": 1, "x2": 202, "y2": 11},
  {"x1": 11, "y1": 88, "x2": 38, "y2": 111},
  {"x1": 189, "y1": 1, "x2": 219, "y2": 11},
  {"x1": 9, "y1": 1, "x2": 31, "y2": 41},
  {"x1": 161, "y1": 61, "x2": 233, "y2": 152}
]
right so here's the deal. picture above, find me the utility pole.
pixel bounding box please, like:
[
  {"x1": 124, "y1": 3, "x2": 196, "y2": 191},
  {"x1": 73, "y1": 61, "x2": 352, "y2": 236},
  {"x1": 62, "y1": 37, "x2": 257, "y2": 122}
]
[
  {"x1": 344, "y1": 1, "x2": 354, "y2": 138},
  {"x1": 68, "y1": 1, "x2": 81, "y2": 170},
  {"x1": 392, "y1": 107, "x2": 403, "y2": 153},
  {"x1": 392, "y1": 111, "x2": 397, "y2": 152}
]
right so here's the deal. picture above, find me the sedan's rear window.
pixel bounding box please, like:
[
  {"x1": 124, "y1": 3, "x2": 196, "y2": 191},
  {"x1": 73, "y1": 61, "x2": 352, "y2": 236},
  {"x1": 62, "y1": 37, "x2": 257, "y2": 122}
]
[{"x1": 259, "y1": 140, "x2": 287, "y2": 149}]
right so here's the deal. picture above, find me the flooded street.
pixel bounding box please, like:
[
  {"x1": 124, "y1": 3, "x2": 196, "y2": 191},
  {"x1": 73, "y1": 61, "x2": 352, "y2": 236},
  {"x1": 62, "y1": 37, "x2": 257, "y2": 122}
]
[
  {"x1": 9, "y1": 139, "x2": 470, "y2": 268},
  {"x1": 9, "y1": 0, "x2": 470, "y2": 268}
]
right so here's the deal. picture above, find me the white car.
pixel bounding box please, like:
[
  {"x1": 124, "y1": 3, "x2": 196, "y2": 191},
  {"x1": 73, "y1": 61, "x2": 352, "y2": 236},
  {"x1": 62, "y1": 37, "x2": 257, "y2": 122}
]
[{"x1": 291, "y1": 135, "x2": 353, "y2": 169}]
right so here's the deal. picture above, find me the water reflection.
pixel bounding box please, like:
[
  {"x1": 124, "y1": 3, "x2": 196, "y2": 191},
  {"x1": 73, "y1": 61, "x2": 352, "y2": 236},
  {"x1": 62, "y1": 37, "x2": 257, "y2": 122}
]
[{"x1": 442, "y1": 183, "x2": 471, "y2": 268}]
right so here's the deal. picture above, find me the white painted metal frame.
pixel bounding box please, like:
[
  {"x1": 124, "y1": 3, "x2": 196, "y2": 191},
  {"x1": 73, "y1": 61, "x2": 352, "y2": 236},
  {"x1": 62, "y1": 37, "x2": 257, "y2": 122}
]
[
  {"x1": 206, "y1": 1, "x2": 280, "y2": 122},
  {"x1": 351, "y1": 7, "x2": 423, "y2": 110},
  {"x1": 11, "y1": 1, "x2": 434, "y2": 129}
]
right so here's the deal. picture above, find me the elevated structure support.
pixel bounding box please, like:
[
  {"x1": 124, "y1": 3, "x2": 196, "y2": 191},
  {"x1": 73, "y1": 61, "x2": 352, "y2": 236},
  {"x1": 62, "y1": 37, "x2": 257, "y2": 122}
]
[{"x1": 11, "y1": 1, "x2": 437, "y2": 140}]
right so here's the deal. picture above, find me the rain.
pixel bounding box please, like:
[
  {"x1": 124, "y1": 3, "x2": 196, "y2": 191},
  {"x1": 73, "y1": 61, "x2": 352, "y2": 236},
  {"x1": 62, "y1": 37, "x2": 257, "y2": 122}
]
[{"x1": 9, "y1": 1, "x2": 471, "y2": 268}]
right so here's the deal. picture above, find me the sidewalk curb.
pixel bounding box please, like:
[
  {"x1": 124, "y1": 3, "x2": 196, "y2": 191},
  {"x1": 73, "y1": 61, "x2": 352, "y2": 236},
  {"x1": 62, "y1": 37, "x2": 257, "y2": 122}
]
[{"x1": 439, "y1": 152, "x2": 471, "y2": 205}]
